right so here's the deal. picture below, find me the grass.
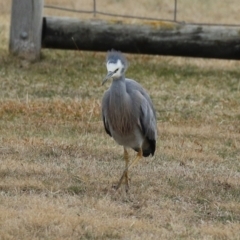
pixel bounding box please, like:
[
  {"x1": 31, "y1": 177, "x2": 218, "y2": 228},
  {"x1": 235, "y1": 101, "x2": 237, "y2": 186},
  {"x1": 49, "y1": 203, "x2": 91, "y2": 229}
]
[{"x1": 1, "y1": 1, "x2": 240, "y2": 239}]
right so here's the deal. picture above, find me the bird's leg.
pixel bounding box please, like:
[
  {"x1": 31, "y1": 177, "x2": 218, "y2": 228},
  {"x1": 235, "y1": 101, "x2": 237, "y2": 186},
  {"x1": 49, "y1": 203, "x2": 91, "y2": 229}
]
[
  {"x1": 126, "y1": 148, "x2": 143, "y2": 172},
  {"x1": 124, "y1": 148, "x2": 130, "y2": 192},
  {"x1": 115, "y1": 148, "x2": 143, "y2": 191},
  {"x1": 114, "y1": 147, "x2": 129, "y2": 191}
]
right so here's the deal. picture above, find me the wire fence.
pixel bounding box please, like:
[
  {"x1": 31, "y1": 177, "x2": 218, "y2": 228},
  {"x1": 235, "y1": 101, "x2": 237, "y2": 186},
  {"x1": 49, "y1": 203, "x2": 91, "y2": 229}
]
[{"x1": 44, "y1": 0, "x2": 240, "y2": 27}]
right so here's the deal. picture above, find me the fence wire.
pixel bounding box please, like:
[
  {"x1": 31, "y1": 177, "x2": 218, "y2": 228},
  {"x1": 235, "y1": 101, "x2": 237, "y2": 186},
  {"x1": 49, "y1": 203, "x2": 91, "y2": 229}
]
[{"x1": 44, "y1": 0, "x2": 240, "y2": 27}]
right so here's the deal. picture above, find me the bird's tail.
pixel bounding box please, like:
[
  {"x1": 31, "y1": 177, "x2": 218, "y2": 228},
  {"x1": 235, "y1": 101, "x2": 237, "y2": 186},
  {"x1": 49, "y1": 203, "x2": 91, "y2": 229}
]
[{"x1": 134, "y1": 139, "x2": 155, "y2": 157}]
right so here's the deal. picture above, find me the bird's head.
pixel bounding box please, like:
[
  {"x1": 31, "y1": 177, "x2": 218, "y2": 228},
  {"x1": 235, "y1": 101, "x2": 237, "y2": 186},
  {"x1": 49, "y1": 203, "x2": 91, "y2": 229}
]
[{"x1": 102, "y1": 49, "x2": 128, "y2": 85}]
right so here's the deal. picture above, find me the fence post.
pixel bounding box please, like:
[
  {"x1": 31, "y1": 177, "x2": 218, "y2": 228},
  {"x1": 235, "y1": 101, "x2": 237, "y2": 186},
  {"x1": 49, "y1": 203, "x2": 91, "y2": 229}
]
[{"x1": 9, "y1": 0, "x2": 44, "y2": 61}]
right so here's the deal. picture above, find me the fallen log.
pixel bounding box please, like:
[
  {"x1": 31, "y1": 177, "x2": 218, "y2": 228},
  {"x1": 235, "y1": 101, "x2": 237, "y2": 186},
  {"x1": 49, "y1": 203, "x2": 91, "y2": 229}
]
[{"x1": 42, "y1": 17, "x2": 240, "y2": 60}]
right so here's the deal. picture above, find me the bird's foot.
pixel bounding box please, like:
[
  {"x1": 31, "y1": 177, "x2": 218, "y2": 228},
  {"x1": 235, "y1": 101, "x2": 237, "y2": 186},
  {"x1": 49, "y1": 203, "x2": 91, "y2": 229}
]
[
  {"x1": 125, "y1": 177, "x2": 131, "y2": 193},
  {"x1": 111, "y1": 183, "x2": 119, "y2": 191},
  {"x1": 111, "y1": 183, "x2": 130, "y2": 193},
  {"x1": 112, "y1": 175, "x2": 131, "y2": 193}
]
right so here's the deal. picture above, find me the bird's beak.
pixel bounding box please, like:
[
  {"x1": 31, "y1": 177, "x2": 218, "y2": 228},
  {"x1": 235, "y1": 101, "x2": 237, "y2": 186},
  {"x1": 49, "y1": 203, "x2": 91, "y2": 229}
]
[{"x1": 102, "y1": 71, "x2": 114, "y2": 85}]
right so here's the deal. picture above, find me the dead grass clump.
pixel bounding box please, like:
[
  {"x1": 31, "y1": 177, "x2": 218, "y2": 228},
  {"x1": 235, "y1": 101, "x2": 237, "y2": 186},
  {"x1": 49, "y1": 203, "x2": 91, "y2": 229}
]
[
  {"x1": 201, "y1": 223, "x2": 240, "y2": 239},
  {"x1": 0, "y1": 98, "x2": 101, "y2": 122}
]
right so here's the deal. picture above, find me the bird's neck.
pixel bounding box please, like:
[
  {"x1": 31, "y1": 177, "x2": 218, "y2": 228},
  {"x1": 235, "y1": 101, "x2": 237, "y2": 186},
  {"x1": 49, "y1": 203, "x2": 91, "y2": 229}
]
[
  {"x1": 110, "y1": 77, "x2": 127, "y2": 101},
  {"x1": 109, "y1": 77, "x2": 129, "y2": 111},
  {"x1": 109, "y1": 76, "x2": 133, "y2": 134}
]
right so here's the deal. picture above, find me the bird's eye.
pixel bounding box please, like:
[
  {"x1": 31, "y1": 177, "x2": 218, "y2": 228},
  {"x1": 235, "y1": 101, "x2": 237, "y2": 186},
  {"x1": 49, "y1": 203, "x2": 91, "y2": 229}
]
[{"x1": 114, "y1": 68, "x2": 119, "y2": 73}]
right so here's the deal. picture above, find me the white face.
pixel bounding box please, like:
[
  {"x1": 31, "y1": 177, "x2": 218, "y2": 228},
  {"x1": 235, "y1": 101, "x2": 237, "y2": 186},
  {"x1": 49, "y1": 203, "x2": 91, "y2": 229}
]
[{"x1": 106, "y1": 59, "x2": 123, "y2": 78}]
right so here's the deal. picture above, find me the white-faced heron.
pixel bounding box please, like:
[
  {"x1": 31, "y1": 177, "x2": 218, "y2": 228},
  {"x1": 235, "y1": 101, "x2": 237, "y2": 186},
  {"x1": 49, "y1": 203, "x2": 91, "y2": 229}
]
[{"x1": 102, "y1": 50, "x2": 157, "y2": 192}]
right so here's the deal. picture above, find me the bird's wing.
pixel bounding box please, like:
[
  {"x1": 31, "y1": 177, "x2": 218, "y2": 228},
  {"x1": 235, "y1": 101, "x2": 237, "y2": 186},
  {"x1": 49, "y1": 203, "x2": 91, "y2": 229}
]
[
  {"x1": 125, "y1": 78, "x2": 156, "y2": 117},
  {"x1": 102, "y1": 90, "x2": 112, "y2": 137},
  {"x1": 126, "y1": 78, "x2": 157, "y2": 141},
  {"x1": 139, "y1": 95, "x2": 157, "y2": 141}
]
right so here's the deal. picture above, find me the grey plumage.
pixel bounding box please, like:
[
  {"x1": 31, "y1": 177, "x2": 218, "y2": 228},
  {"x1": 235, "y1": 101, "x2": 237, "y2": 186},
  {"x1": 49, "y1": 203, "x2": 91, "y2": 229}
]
[{"x1": 101, "y1": 50, "x2": 157, "y2": 191}]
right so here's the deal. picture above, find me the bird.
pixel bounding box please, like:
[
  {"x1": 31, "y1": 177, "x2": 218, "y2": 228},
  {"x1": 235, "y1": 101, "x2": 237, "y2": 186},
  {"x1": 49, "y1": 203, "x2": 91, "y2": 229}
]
[{"x1": 101, "y1": 50, "x2": 157, "y2": 192}]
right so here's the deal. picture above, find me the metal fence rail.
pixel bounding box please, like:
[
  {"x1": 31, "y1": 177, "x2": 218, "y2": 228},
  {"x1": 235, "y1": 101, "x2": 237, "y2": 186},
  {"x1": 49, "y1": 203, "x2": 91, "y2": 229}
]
[
  {"x1": 44, "y1": 0, "x2": 178, "y2": 23},
  {"x1": 44, "y1": 0, "x2": 240, "y2": 27}
]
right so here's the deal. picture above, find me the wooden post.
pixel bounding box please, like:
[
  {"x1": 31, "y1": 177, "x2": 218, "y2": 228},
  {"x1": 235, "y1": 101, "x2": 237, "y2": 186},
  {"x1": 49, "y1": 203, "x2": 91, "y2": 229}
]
[
  {"x1": 9, "y1": 0, "x2": 44, "y2": 61},
  {"x1": 42, "y1": 18, "x2": 240, "y2": 60}
]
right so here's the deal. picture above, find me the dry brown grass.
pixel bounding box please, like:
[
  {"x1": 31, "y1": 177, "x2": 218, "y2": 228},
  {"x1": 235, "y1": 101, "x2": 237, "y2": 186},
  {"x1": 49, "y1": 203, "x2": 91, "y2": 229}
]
[{"x1": 0, "y1": 1, "x2": 240, "y2": 239}]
